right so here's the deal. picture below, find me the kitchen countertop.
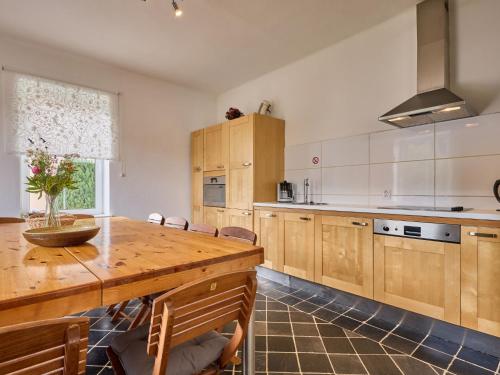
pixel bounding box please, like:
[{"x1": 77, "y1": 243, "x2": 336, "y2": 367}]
[{"x1": 253, "y1": 202, "x2": 500, "y2": 221}]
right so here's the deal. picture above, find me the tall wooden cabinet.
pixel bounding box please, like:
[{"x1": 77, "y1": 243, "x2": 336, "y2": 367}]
[
  {"x1": 191, "y1": 114, "x2": 285, "y2": 230},
  {"x1": 461, "y1": 226, "x2": 500, "y2": 336},
  {"x1": 315, "y1": 216, "x2": 373, "y2": 298},
  {"x1": 374, "y1": 235, "x2": 461, "y2": 324},
  {"x1": 191, "y1": 129, "x2": 204, "y2": 224}
]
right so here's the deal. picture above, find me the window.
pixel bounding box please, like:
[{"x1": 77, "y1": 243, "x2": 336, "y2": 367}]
[
  {"x1": 21, "y1": 158, "x2": 110, "y2": 215},
  {"x1": 3, "y1": 69, "x2": 118, "y2": 216}
]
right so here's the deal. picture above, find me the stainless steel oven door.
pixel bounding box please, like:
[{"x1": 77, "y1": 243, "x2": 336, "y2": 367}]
[{"x1": 203, "y1": 176, "x2": 226, "y2": 207}]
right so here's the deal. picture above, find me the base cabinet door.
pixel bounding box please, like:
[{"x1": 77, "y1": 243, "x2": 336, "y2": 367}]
[
  {"x1": 226, "y1": 209, "x2": 253, "y2": 231},
  {"x1": 315, "y1": 216, "x2": 373, "y2": 298},
  {"x1": 192, "y1": 205, "x2": 204, "y2": 225},
  {"x1": 374, "y1": 235, "x2": 460, "y2": 324},
  {"x1": 280, "y1": 212, "x2": 315, "y2": 281},
  {"x1": 255, "y1": 210, "x2": 283, "y2": 271},
  {"x1": 461, "y1": 227, "x2": 500, "y2": 336},
  {"x1": 203, "y1": 206, "x2": 228, "y2": 229}
]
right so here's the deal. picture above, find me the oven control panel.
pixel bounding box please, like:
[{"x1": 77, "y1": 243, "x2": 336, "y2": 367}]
[{"x1": 374, "y1": 219, "x2": 460, "y2": 243}]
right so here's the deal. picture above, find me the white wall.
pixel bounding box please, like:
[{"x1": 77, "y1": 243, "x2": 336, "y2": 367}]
[
  {"x1": 217, "y1": 0, "x2": 500, "y2": 146},
  {"x1": 0, "y1": 35, "x2": 216, "y2": 219}
]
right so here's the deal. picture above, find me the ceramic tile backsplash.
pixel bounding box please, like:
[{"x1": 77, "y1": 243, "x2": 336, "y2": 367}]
[
  {"x1": 321, "y1": 134, "x2": 369, "y2": 167},
  {"x1": 282, "y1": 113, "x2": 500, "y2": 210},
  {"x1": 322, "y1": 165, "x2": 369, "y2": 195},
  {"x1": 370, "y1": 160, "x2": 435, "y2": 196},
  {"x1": 435, "y1": 155, "x2": 500, "y2": 197},
  {"x1": 285, "y1": 142, "x2": 321, "y2": 170},
  {"x1": 435, "y1": 113, "x2": 500, "y2": 158},
  {"x1": 370, "y1": 124, "x2": 434, "y2": 163},
  {"x1": 284, "y1": 168, "x2": 322, "y2": 196}
]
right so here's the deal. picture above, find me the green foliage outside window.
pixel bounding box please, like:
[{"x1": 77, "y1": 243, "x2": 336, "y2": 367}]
[{"x1": 64, "y1": 160, "x2": 96, "y2": 210}]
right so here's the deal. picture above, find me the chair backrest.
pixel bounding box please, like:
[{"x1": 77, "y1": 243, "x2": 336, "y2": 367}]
[
  {"x1": 0, "y1": 317, "x2": 89, "y2": 375},
  {"x1": 148, "y1": 213, "x2": 165, "y2": 226},
  {"x1": 188, "y1": 223, "x2": 218, "y2": 237},
  {"x1": 218, "y1": 226, "x2": 257, "y2": 245},
  {"x1": 0, "y1": 217, "x2": 25, "y2": 224},
  {"x1": 164, "y1": 217, "x2": 188, "y2": 230},
  {"x1": 147, "y1": 270, "x2": 257, "y2": 375}
]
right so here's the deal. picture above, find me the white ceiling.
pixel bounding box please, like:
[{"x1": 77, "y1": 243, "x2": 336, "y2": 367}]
[{"x1": 0, "y1": 0, "x2": 418, "y2": 93}]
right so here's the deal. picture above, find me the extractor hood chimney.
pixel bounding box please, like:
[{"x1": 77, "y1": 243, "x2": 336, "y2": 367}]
[{"x1": 379, "y1": 0, "x2": 475, "y2": 127}]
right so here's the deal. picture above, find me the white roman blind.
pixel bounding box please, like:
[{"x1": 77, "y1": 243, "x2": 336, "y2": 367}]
[{"x1": 3, "y1": 70, "x2": 119, "y2": 160}]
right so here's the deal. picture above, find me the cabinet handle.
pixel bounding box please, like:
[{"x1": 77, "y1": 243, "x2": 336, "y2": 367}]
[
  {"x1": 264, "y1": 213, "x2": 276, "y2": 218},
  {"x1": 242, "y1": 211, "x2": 252, "y2": 216},
  {"x1": 194, "y1": 166, "x2": 202, "y2": 172},
  {"x1": 216, "y1": 165, "x2": 224, "y2": 169},
  {"x1": 216, "y1": 209, "x2": 225, "y2": 213},
  {"x1": 299, "y1": 217, "x2": 311, "y2": 221},
  {"x1": 352, "y1": 221, "x2": 368, "y2": 227},
  {"x1": 242, "y1": 162, "x2": 252, "y2": 167},
  {"x1": 468, "y1": 232, "x2": 497, "y2": 238}
]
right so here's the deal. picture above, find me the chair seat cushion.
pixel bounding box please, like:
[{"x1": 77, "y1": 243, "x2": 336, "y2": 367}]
[{"x1": 110, "y1": 324, "x2": 230, "y2": 375}]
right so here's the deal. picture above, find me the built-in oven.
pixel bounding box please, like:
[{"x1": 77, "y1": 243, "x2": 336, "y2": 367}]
[{"x1": 203, "y1": 175, "x2": 226, "y2": 207}]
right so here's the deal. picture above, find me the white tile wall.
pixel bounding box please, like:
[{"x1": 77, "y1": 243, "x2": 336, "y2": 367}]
[
  {"x1": 284, "y1": 168, "x2": 322, "y2": 196},
  {"x1": 285, "y1": 142, "x2": 321, "y2": 170},
  {"x1": 370, "y1": 124, "x2": 434, "y2": 163},
  {"x1": 322, "y1": 165, "x2": 369, "y2": 195},
  {"x1": 282, "y1": 113, "x2": 500, "y2": 210},
  {"x1": 435, "y1": 113, "x2": 500, "y2": 158},
  {"x1": 322, "y1": 134, "x2": 369, "y2": 167},
  {"x1": 435, "y1": 155, "x2": 500, "y2": 196},
  {"x1": 370, "y1": 160, "x2": 435, "y2": 196}
]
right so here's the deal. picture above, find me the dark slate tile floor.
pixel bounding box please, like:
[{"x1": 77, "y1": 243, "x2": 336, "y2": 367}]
[{"x1": 75, "y1": 275, "x2": 500, "y2": 375}]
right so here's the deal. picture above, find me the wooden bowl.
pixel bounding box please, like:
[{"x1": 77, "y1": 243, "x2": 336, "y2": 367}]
[{"x1": 23, "y1": 225, "x2": 100, "y2": 247}]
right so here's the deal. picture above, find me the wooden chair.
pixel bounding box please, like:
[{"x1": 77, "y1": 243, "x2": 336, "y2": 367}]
[
  {"x1": 107, "y1": 270, "x2": 257, "y2": 375},
  {"x1": 106, "y1": 212, "x2": 166, "y2": 323},
  {"x1": 0, "y1": 317, "x2": 89, "y2": 375},
  {"x1": 148, "y1": 213, "x2": 165, "y2": 226},
  {"x1": 0, "y1": 217, "x2": 25, "y2": 224},
  {"x1": 218, "y1": 226, "x2": 257, "y2": 245},
  {"x1": 188, "y1": 223, "x2": 218, "y2": 237},
  {"x1": 164, "y1": 217, "x2": 188, "y2": 230}
]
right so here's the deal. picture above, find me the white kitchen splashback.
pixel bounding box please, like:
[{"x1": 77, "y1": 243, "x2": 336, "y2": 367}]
[{"x1": 284, "y1": 112, "x2": 500, "y2": 210}]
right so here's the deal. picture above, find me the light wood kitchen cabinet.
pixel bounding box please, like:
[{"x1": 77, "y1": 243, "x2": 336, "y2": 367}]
[
  {"x1": 226, "y1": 208, "x2": 254, "y2": 231},
  {"x1": 315, "y1": 216, "x2": 373, "y2": 298},
  {"x1": 203, "y1": 123, "x2": 228, "y2": 172},
  {"x1": 374, "y1": 235, "x2": 460, "y2": 324},
  {"x1": 254, "y1": 210, "x2": 283, "y2": 271},
  {"x1": 203, "y1": 206, "x2": 228, "y2": 229},
  {"x1": 191, "y1": 129, "x2": 204, "y2": 224},
  {"x1": 280, "y1": 212, "x2": 315, "y2": 281},
  {"x1": 461, "y1": 226, "x2": 500, "y2": 336}
]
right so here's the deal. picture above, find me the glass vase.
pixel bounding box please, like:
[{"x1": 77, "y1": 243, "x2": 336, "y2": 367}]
[{"x1": 44, "y1": 194, "x2": 61, "y2": 228}]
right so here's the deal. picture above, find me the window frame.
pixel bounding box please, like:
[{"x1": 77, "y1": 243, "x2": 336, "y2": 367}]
[{"x1": 20, "y1": 157, "x2": 110, "y2": 216}]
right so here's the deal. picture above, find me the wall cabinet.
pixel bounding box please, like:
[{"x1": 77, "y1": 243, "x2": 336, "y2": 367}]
[
  {"x1": 203, "y1": 206, "x2": 228, "y2": 230},
  {"x1": 191, "y1": 129, "x2": 204, "y2": 224},
  {"x1": 203, "y1": 123, "x2": 228, "y2": 172},
  {"x1": 461, "y1": 226, "x2": 500, "y2": 336},
  {"x1": 374, "y1": 235, "x2": 460, "y2": 324},
  {"x1": 281, "y1": 212, "x2": 315, "y2": 281},
  {"x1": 254, "y1": 210, "x2": 283, "y2": 271},
  {"x1": 226, "y1": 208, "x2": 254, "y2": 231},
  {"x1": 315, "y1": 216, "x2": 373, "y2": 298}
]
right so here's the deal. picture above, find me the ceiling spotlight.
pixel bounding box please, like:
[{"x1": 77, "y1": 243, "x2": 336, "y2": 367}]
[{"x1": 172, "y1": 0, "x2": 183, "y2": 17}]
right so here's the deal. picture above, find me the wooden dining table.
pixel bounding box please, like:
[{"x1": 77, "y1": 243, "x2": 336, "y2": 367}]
[{"x1": 0, "y1": 216, "x2": 263, "y2": 374}]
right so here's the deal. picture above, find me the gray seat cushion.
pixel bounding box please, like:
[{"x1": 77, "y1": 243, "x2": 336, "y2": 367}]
[{"x1": 110, "y1": 324, "x2": 230, "y2": 375}]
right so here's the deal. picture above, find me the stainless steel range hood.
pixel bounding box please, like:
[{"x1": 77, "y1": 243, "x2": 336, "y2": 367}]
[{"x1": 379, "y1": 0, "x2": 475, "y2": 128}]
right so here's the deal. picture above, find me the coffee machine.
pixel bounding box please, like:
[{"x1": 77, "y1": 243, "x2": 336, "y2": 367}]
[{"x1": 277, "y1": 181, "x2": 296, "y2": 203}]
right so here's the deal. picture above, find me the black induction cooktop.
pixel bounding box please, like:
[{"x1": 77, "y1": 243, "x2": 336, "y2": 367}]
[{"x1": 377, "y1": 205, "x2": 472, "y2": 212}]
